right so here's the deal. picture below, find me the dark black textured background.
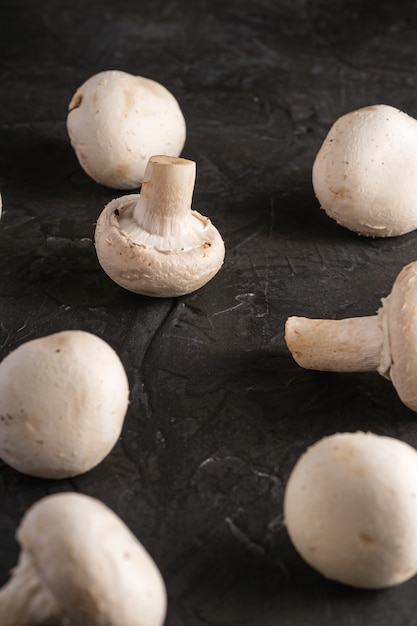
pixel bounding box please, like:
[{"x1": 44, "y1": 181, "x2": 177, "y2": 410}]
[{"x1": 1, "y1": 1, "x2": 417, "y2": 624}]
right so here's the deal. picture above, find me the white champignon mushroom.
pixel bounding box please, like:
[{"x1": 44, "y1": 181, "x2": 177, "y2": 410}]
[
  {"x1": 285, "y1": 259, "x2": 417, "y2": 412},
  {"x1": 94, "y1": 154, "x2": 225, "y2": 297},
  {"x1": 284, "y1": 431, "x2": 417, "y2": 589},
  {"x1": 0, "y1": 492, "x2": 167, "y2": 626},
  {"x1": 66, "y1": 69, "x2": 186, "y2": 190},
  {"x1": 312, "y1": 104, "x2": 417, "y2": 237},
  {"x1": 0, "y1": 330, "x2": 129, "y2": 478}
]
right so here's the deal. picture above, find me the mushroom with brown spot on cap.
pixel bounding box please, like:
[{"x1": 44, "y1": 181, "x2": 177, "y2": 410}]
[
  {"x1": 94, "y1": 154, "x2": 225, "y2": 298},
  {"x1": 0, "y1": 330, "x2": 129, "y2": 478},
  {"x1": 285, "y1": 259, "x2": 417, "y2": 413},
  {"x1": 0, "y1": 492, "x2": 167, "y2": 625},
  {"x1": 66, "y1": 70, "x2": 186, "y2": 190},
  {"x1": 284, "y1": 431, "x2": 417, "y2": 589}
]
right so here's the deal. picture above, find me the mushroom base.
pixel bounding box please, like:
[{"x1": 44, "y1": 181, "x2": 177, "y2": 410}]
[{"x1": 0, "y1": 553, "x2": 65, "y2": 625}]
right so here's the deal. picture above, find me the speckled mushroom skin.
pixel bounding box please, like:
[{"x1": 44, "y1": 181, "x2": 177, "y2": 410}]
[
  {"x1": 95, "y1": 195, "x2": 225, "y2": 297},
  {"x1": 0, "y1": 331, "x2": 129, "y2": 479},
  {"x1": 312, "y1": 104, "x2": 417, "y2": 237},
  {"x1": 284, "y1": 432, "x2": 417, "y2": 589}
]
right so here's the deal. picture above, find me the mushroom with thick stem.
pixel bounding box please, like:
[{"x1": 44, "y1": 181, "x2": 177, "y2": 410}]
[
  {"x1": 94, "y1": 154, "x2": 225, "y2": 297},
  {"x1": 284, "y1": 431, "x2": 417, "y2": 589},
  {"x1": 66, "y1": 69, "x2": 186, "y2": 190},
  {"x1": 0, "y1": 329, "x2": 129, "y2": 478},
  {"x1": 285, "y1": 259, "x2": 417, "y2": 412},
  {"x1": 0, "y1": 492, "x2": 167, "y2": 625},
  {"x1": 312, "y1": 104, "x2": 417, "y2": 237}
]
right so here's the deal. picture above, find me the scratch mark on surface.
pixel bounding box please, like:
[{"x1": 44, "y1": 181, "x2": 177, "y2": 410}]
[
  {"x1": 231, "y1": 224, "x2": 265, "y2": 251},
  {"x1": 284, "y1": 254, "x2": 296, "y2": 276},
  {"x1": 314, "y1": 242, "x2": 327, "y2": 267},
  {"x1": 225, "y1": 517, "x2": 265, "y2": 557},
  {"x1": 253, "y1": 469, "x2": 281, "y2": 488},
  {"x1": 267, "y1": 513, "x2": 284, "y2": 532},
  {"x1": 212, "y1": 301, "x2": 244, "y2": 316},
  {"x1": 198, "y1": 456, "x2": 216, "y2": 469},
  {"x1": 260, "y1": 198, "x2": 275, "y2": 319},
  {"x1": 165, "y1": 333, "x2": 210, "y2": 345}
]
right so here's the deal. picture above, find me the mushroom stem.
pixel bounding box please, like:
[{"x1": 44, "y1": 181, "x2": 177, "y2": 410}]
[
  {"x1": 0, "y1": 553, "x2": 62, "y2": 625},
  {"x1": 133, "y1": 155, "x2": 196, "y2": 238},
  {"x1": 95, "y1": 154, "x2": 225, "y2": 297},
  {"x1": 285, "y1": 314, "x2": 384, "y2": 372},
  {"x1": 285, "y1": 261, "x2": 417, "y2": 413}
]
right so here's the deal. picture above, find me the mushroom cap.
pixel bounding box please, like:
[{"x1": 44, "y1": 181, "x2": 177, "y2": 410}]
[
  {"x1": 94, "y1": 194, "x2": 225, "y2": 297},
  {"x1": 0, "y1": 330, "x2": 129, "y2": 478},
  {"x1": 312, "y1": 104, "x2": 417, "y2": 237},
  {"x1": 284, "y1": 431, "x2": 417, "y2": 589},
  {"x1": 380, "y1": 260, "x2": 417, "y2": 411},
  {"x1": 66, "y1": 70, "x2": 186, "y2": 189},
  {"x1": 17, "y1": 492, "x2": 167, "y2": 626}
]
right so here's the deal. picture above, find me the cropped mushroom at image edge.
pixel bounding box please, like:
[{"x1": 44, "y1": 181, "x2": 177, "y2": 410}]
[
  {"x1": 0, "y1": 492, "x2": 167, "y2": 626},
  {"x1": 66, "y1": 69, "x2": 186, "y2": 189},
  {"x1": 312, "y1": 104, "x2": 417, "y2": 237},
  {"x1": 285, "y1": 259, "x2": 417, "y2": 413},
  {"x1": 0, "y1": 330, "x2": 129, "y2": 478},
  {"x1": 284, "y1": 431, "x2": 417, "y2": 589},
  {"x1": 94, "y1": 155, "x2": 225, "y2": 297}
]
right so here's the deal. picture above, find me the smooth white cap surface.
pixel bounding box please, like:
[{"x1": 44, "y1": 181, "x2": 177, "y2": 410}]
[
  {"x1": 284, "y1": 431, "x2": 417, "y2": 588},
  {"x1": 17, "y1": 492, "x2": 167, "y2": 626},
  {"x1": 312, "y1": 104, "x2": 417, "y2": 236},
  {"x1": 0, "y1": 330, "x2": 129, "y2": 478},
  {"x1": 67, "y1": 70, "x2": 186, "y2": 189}
]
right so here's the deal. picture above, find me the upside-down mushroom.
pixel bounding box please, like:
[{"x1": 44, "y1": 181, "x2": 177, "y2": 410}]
[{"x1": 94, "y1": 154, "x2": 225, "y2": 297}]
